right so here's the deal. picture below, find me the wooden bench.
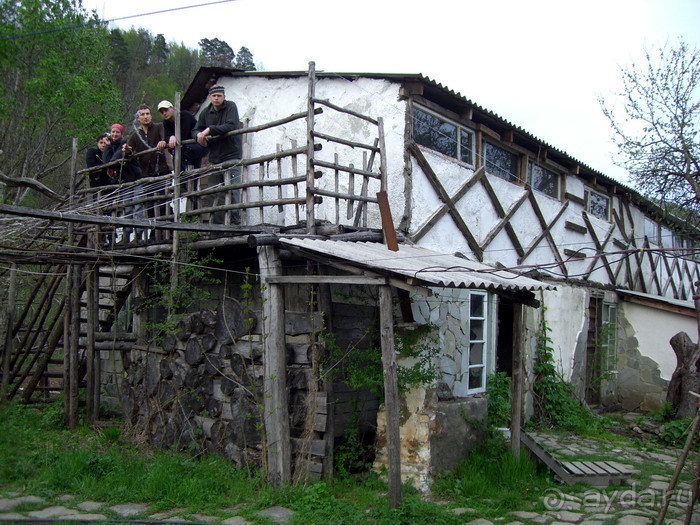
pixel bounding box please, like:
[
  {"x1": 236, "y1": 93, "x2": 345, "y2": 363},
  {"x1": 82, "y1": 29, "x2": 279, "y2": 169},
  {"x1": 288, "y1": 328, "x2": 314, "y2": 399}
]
[{"x1": 520, "y1": 431, "x2": 635, "y2": 486}]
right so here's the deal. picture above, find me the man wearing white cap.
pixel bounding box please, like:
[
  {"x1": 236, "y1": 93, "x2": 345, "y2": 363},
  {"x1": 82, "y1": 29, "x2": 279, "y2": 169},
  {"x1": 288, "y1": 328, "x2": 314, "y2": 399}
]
[{"x1": 157, "y1": 100, "x2": 206, "y2": 171}]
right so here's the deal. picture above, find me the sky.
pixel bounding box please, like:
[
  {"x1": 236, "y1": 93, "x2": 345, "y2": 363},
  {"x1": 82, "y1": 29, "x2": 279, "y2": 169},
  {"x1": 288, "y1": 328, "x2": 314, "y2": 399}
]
[{"x1": 80, "y1": 0, "x2": 700, "y2": 185}]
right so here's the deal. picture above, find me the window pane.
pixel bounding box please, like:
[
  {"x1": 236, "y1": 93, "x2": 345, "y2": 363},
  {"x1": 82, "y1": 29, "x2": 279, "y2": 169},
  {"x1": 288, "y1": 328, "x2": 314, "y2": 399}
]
[
  {"x1": 460, "y1": 129, "x2": 473, "y2": 164},
  {"x1": 484, "y1": 142, "x2": 519, "y2": 182},
  {"x1": 469, "y1": 342, "x2": 484, "y2": 365},
  {"x1": 469, "y1": 367, "x2": 483, "y2": 390},
  {"x1": 644, "y1": 218, "x2": 659, "y2": 244},
  {"x1": 470, "y1": 294, "x2": 484, "y2": 317},
  {"x1": 470, "y1": 320, "x2": 484, "y2": 341},
  {"x1": 588, "y1": 191, "x2": 609, "y2": 220},
  {"x1": 528, "y1": 162, "x2": 559, "y2": 198},
  {"x1": 413, "y1": 108, "x2": 457, "y2": 158}
]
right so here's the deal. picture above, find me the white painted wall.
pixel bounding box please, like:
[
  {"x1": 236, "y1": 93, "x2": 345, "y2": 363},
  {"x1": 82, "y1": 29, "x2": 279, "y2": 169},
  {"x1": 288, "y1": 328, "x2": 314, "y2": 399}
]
[
  {"x1": 620, "y1": 301, "x2": 696, "y2": 380},
  {"x1": 537, "y1": 287, "x2": 589, "y2": 381}
]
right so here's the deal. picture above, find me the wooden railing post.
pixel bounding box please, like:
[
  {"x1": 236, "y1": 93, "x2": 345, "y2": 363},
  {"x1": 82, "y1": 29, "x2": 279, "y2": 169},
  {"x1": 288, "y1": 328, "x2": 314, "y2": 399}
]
[{"x1": 306, "y1": 61, "x2": 317, "y2": 234}]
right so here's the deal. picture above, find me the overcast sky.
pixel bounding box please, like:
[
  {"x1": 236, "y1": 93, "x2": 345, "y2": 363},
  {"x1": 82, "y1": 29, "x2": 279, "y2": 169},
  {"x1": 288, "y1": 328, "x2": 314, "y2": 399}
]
[{"x1": 81, "y1": 0, "x2": 700, "y2": 185}]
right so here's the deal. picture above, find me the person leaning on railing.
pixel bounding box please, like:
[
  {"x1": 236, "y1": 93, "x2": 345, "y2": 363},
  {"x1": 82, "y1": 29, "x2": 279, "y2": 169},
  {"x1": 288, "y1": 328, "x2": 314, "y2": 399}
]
[
  {"x1": 85, "y1": 132, "x2": 110, "y2": 194},
  {"x1": 192, "y1": 84, "x2": 242, "y2": 225},
  {"x1": 103, "y1": 123, "x2": 143, "y2": 242}
]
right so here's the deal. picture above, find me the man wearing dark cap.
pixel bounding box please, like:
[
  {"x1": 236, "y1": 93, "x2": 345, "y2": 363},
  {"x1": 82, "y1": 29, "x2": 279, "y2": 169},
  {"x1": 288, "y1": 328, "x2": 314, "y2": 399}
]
[{"x1": 192, "y1": 84, "x2": 243, "y2": 224}]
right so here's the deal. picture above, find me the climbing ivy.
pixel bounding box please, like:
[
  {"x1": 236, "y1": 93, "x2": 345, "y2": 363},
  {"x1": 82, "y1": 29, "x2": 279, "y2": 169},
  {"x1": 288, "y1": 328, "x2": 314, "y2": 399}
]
[
  {"x1": 143, "y1": 247, "x2": 221, "y2": 343},
  {"x1": 531, "y1": 307, "x2": 599, "y2": 434}
]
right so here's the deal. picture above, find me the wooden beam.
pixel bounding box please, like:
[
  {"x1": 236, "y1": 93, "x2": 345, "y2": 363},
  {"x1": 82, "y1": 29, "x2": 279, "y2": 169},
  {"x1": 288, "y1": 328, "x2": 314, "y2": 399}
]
[
  {"x1": 412, "y1": 167, "x2": 485, "y2": 243},
  {"x1": 408, "y1": 142, "x2": 483, "y2": 260},
  {"x1": 379, "y1": 285, "x2": 401, "y2": 508},
  {"x1": 259, "y1": 246, "x2": 291, "y2": 486},
  {"x1": 510, "y1": 303, "x2": 524, "y2": 457},
  {"x1": 263, "y1": 275, "x2": 387, "y2": 285}
]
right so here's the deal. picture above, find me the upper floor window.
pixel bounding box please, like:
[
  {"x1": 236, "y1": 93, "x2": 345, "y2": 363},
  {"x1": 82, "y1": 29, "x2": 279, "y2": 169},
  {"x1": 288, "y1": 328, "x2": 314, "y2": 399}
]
[
  {"x1": 527, "y1": 161, "x2": 560, "y2": 199},
  {"x1": 483, "y1": 141, "x2": 519, "y2": 183},
  {"x1": 413, "y1": 106, "x2": 474, "y2": 165},
  {"x1": 644, "y1": 217, "x2": 660, "y2": 245},
  {"x1": 584, "y1": 188, "x2": 610, "y2": 221}
]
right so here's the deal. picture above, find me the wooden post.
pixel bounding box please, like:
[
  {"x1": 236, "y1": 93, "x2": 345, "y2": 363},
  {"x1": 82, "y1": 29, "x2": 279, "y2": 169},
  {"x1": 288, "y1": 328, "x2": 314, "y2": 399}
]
[
  {"x1": 377, "y1": 117, "x2": 388, "y2": 193},
  {"x1": 1, "y1": 263, "x2": 18, "y2": 399},
  {"x1": 66, "y1": 138, "x2": 80, "y2": 427},
  {"x1": 656, "y1": 394, "x2": 700, "y2": 525},
  {"x1": 379, "y1": 285, "x2": 401, "y2": 508},
  {"x1": 65, "y1": 264, "x2": 81, "y2": 428},
  {"x1": 170, "y1": 92, "x2": 182, "y2": 305},
  {"x1": 305, "y1": 61, "x2": 317, "y2": 234},
  {"x1": 511, "y1": 302, "x2": 524, "y2": 457},
  {"x1": 259, "y1": 246, "x2": 291, "y2": 486},
  {"x1": 86, "y1": 260, "x2": 97, "y2": 423},
  {"x1": 318, "y1": 279, "x2": 334, "y2": 480}
]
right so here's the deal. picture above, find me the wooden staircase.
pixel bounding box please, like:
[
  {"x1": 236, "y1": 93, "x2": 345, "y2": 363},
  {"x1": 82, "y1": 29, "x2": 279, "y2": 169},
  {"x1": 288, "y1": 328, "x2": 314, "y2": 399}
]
[{"x1": 3, "y1": 262, "x2": 136, "y2": 404}]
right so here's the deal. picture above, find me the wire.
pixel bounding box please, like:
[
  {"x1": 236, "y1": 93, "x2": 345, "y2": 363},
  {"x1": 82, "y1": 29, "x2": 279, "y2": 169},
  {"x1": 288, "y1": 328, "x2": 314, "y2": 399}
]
[{"x1": 0, "y1": 0, "x2": 240, "y2": 41}]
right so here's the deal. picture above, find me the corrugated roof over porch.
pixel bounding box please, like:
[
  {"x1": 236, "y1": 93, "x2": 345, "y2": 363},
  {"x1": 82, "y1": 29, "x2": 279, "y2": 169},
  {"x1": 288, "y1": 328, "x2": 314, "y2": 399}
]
[{"x1": 279, "y1": 239, "x2": 552, "y2": 303}]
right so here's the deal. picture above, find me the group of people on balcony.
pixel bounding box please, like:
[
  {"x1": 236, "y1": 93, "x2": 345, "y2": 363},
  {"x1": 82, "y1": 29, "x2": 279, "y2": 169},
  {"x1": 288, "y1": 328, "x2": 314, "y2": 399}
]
[{"x1": 84, "y1": 84, "x2": 242, "y2": 236}]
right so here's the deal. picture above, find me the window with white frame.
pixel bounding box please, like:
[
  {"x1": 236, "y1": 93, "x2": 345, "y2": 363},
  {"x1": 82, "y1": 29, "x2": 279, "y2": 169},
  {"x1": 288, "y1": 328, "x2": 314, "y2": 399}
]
[
  {"x1": 600, "y1": 303, "x2": 618, "y2": 373},
  {"x1": 584, "y1": 188, "x2": 610, "y2": 221},
  {"x1": 483, "y1": 141, "x2": 520, "y2": 183},
  {"x1": 412, "y1": 106, "x2": 474, "y2": 165},
  {"x1": 527, "y1": 161, "x2": 560, "y2": 199},
  {"x1": 644, "y1": 217, "x2": 660, "y2": 245},
  {"x1": 464, "y1": 292, "x2": 488, "y2": 392}
]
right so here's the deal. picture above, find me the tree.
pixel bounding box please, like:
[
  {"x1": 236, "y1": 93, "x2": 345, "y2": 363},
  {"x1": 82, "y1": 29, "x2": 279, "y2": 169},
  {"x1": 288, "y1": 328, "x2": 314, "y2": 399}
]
[
  {"x1": 198, "y1": 37, "x2": 235, "y2": 68},
  {"x1": 0, "y1": 0, "x2": 121, "y2": 205},
  {"x1": 151, "y1": 33, "x2": 169, "y2": 71},
  {"x1": 600, "y1": 40, "x2": 700, "y2": 221},
  {"x1": 233, "y1": 46, "x2": 256, "y2": 71},
  {"x1": 167, "y1": 42, "x2": 201, "y2": 94}
]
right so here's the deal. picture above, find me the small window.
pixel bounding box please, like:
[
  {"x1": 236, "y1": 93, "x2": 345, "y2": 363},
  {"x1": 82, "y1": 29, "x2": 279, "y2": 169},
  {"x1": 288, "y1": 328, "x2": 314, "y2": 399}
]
[
  {"x1": 483, "y1": 141, "x2": 520, "y2": 182},
  {"x1": 660, "y1": 226, "x2": 672, "y2": 248},
  {"x1": 584, "y1": 189, "x2": 610, "y2": 221},
  {"x1": 644, "y1": 218, "x2": 660, "y2": 245},
  {"x1": 466, "y1": 293, "x2": 487, "y2": 393},
  {"x1": 600, "y1": 303, "x2": 618, "y2": 373},
  {"x1": 413, "y1": 106, "x2": 474, "y2": 165},
  {"x1": 527, "y1": 161, "x2": 560, "y2": 198}
]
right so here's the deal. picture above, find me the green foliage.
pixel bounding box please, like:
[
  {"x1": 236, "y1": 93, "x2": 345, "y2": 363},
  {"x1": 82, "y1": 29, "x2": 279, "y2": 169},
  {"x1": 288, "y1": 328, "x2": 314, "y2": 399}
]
[
  {"x1": 323, "y1": 325, "x2": 438, "y2": 398},
  {"x1": 649, "y1": 401, "x2": 677, "y2": 422},
  {"x1": 333, "y1": 410, "x2": 372, "y2": 478},
  {"x1": 0, "y1": 0, "x2": 121, "y2": 203},
  {"x1": 199, "y1": 37, "x2": 235, "y2": 67},
  {"x1": 432, "y1": 437, "x2": 551, "y2": 518},
  {"x1": 532, "y1": 308, "x2": 601, "y2": 435},
  {"x1": 658, "y1": 418, "x2": 699, "y2": 449},
  {"x1": 486, "y1": 372, "x2": 511, "y2": 428},
  {"x1": 143, "y1": 248, "x2": 221, "y2": 343},
  {"x1": 233, "y1": 46, "x2": 256, "y2": 71}
]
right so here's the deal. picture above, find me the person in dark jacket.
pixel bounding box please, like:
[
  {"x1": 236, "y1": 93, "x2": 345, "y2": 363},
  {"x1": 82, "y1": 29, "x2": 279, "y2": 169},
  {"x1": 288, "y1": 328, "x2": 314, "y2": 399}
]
[
  {"x1": 192, "y1": 84, "x2": 243, "y2": 224},
  {"x1": 85, "y1": 132, "x2": 110, "y2": 190},
  {"x1": 157, "y1": 100, "x2": 207, "y2": 171},
  {"x1": 125, "y1": 105, "x2": 170, "y2": 233},
  {"x1": 103, "y1": 123, "x2": 143, "y2": 241}
]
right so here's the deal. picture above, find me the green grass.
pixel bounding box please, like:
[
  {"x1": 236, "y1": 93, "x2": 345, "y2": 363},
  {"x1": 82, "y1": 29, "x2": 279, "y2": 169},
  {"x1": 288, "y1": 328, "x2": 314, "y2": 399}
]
[
  {"x1": 431, "y1": 435, "x2": 554, "y2": 519},
  {"x1": 2, "y1": 399, "x2": 691, "y2": 524}
]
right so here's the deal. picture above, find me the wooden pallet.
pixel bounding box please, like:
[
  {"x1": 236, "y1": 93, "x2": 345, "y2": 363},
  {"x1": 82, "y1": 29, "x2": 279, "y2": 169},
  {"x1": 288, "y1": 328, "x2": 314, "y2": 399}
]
[{"x1": 520, "y1": 431, "x2": 634, "y2": 486}]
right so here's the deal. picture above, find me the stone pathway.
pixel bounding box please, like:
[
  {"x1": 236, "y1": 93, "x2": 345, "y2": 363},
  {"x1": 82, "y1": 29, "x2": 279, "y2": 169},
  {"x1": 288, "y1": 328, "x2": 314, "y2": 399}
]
[{"x1": 1, "y1": 416, "x2": 698, "y2": 524}]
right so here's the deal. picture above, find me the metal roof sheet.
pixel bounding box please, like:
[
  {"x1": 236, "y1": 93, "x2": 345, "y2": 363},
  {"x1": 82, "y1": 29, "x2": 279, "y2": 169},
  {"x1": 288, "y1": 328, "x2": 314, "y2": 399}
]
[
  {"x1": 617, "y1": 289, "x2": 695, "y2": 311},
  {"x1": 279, "y1": 239, "x2": 552, "y2": 295}
]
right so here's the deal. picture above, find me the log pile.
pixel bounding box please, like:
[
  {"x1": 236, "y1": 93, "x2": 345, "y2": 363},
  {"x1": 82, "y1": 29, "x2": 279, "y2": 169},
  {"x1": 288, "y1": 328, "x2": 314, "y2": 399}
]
[{"x1": 120, "y1": 303, "x2": 266, "y2": 469}]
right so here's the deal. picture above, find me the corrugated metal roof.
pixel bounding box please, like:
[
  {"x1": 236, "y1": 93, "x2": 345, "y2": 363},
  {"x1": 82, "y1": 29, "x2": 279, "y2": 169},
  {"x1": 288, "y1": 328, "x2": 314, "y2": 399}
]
[
  {"x1": 617, "y1": 289, "x2": 695, "y2": 311},
  {"x1": 279, "y1": 239, "x2": 552, "y2": 295}
]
